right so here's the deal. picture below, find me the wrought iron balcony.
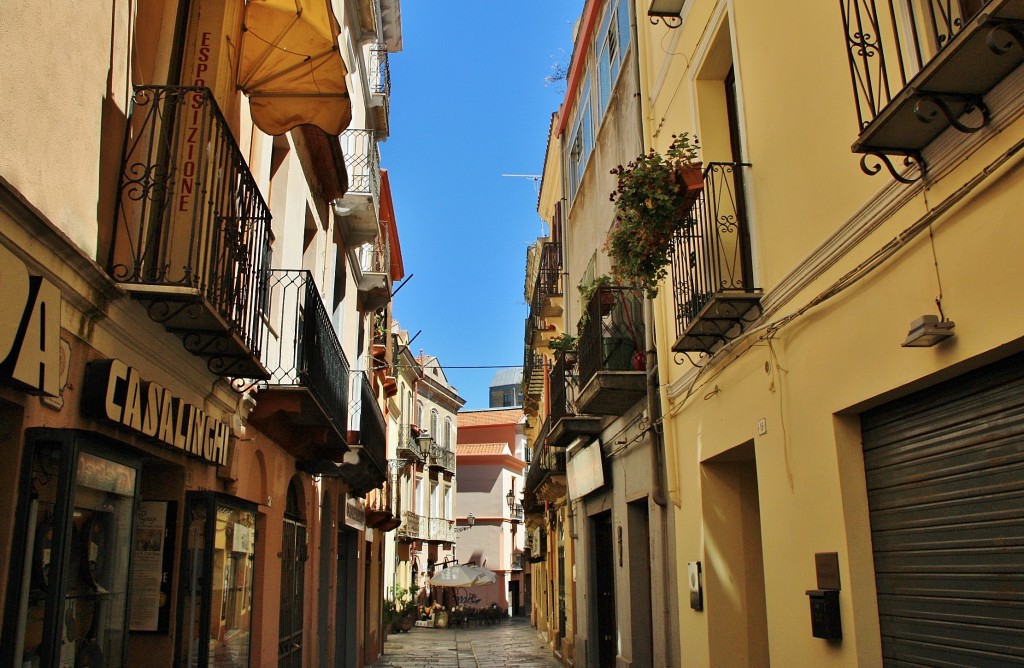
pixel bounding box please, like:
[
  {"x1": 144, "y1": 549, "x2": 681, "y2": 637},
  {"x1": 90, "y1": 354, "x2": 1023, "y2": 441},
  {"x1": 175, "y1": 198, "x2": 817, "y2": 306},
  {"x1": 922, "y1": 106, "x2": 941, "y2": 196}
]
[
  {"x1": 111, "y1": 85, "x2": 271, "y2": 378},
  {"x1": 396, "y1": 428, "x2": 425, "y2": 461},
  {"x1": 396, "y1": 510, "x2": 423, "y2": 542},
  {"x1": 428, "y1": 443, "x2": 456, "y2": 473},
  {"x1": 247, "y1": 270, "x2": 350, "y2": 463},
  {"x1": 548, "y1": 351, "x2": 601, "y2": 446},
  {"x1": 524, "y1": 352, "x2": 548, "y2": 413},
  {"x1": 577, "y1": 286, "x2": 647, "y2": 415},
  {"x1": 368, "y1": 42, "x2": 391, "y2": 138},
  {"x1": 356, "y1": 226, "x2": 391, "y2": 312},
  {"x1": 840, "y1": 0, "x2": 1024, "y2": 181},
  {"x1": 670, "y1": 162, "x2": 761, "y2": 357},
  {"x1": 365, "y1": 476, "x2": 399, "y2": 531},
  {"x1": 531, "y1": 241, "x2": 564, "y2": 318},
  {"x1": 335, "y1": 129, "x2": 381, "y2": 247},
  {"x1": 340, "y1": 370, "x2": 388, "y2": 494},
  {"x1": 426, "y1": 517, "x2": 455, "y2": 544},
  {"x1": 530, "y1": 438, "x2": 569, "y2": 506}
]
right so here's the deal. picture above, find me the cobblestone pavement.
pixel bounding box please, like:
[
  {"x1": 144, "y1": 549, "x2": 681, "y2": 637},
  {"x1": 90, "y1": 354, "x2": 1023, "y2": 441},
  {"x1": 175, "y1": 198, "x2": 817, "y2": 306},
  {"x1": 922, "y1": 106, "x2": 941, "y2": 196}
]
[{"x1": 371, "y1": 616, "x2": 563, "y2": 667}]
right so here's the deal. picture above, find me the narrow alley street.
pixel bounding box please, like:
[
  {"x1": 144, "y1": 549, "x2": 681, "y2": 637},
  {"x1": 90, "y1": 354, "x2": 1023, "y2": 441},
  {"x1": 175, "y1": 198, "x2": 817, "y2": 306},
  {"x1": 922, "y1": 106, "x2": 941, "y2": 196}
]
[{"x1": 372, "y1": 617, "x2": 563, "y2": 668}]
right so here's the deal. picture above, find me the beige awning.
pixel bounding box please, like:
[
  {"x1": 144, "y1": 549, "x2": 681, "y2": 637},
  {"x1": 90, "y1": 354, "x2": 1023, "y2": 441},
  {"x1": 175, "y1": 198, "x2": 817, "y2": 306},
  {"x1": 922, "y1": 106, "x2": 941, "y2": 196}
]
[{"x1": 237, "y1": 0, "x2": 352, "y2": 136}]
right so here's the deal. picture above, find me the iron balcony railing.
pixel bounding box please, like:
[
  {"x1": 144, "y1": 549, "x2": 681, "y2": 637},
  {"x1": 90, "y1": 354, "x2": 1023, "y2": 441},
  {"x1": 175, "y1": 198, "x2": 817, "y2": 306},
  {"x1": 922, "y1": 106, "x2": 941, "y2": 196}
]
[
  {"x1": 539, "y1": 445, "x2": 567, "y2": 474},
  {"x1": 549, "y1": 351, "x2": 578, "y2": 427},
  {"x1": 339, "y1": 129, "x2": 381, "y2": 207},
  {"x1": 259, "y1": 269, "x2": 350, "y2": 430},
  {"x1": 670, "y1": 162, "x2": 757, "y2": 342},
  {"x1": 351, "y1": 370, "x2": 387, "y2": 476},
  {"x1": 111, "y1": 85, "x2": 271, "y2": 373},
  {"x1": 360, "y1": 223, "x2": 391, "y2": 274},
  {"x1": 369, "y1": 42, "x2": 392, "y2": 98},
  {"x1": 523, "y1": 352, "x2": 546, "y2": 401},
  {"x1": 511, "y1": 504, "x2": 525, "y2": 522},
  {"x1": 531, "y1": 241, "x2": 563, "y2": 315},
  {"x1": 366, "y1": 476, "x2": 394, "y2": 519},
  {"x1": 427, "y1": 517, "x2": 455, "y2": 543},
  {"x1": 838, "y1": 0, "x2": 1024, "y2": 179},
  {"x1": 397, "y1": 511, "x2": 422, "y2": 541},
  {"x1": 397, "y1": 429, "x2": 425, "y2": 461},
  {"x1": 841, "y1": 0, "x2": 991, "y2": 134},
  {"x1": 429, "y1": 444, "x2": 456, "y2": 472},
  {"x1": 577, "y1": 286, "x2": 646, "y2": 390}
]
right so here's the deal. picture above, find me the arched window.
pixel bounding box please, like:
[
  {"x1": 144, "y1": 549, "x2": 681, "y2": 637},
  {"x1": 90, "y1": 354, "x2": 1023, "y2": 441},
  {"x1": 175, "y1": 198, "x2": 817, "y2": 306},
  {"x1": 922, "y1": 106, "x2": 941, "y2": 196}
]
[
  {"x1": 445, "y1": 417, "x2": 453, "y2": 449},
  {"x1": 430, "y1": 409, "x2": 439, "y2": 438}
]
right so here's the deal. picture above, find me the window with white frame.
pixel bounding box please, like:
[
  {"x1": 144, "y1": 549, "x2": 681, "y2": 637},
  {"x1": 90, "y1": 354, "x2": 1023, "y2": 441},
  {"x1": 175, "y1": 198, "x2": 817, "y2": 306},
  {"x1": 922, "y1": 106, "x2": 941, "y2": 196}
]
[{"x1": 564, "y1": 0, "x2": 632, "y2": 204}]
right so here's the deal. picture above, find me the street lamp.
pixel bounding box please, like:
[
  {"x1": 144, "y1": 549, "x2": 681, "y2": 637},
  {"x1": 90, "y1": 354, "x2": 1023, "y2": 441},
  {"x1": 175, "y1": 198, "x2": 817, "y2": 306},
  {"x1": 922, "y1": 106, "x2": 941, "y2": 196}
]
[
  {"x1": 455, "y1": 512, "x2": 475, "y2": 533},
  {"x1": 507, "y1": 481, "x2": 519, "y2": 565}
]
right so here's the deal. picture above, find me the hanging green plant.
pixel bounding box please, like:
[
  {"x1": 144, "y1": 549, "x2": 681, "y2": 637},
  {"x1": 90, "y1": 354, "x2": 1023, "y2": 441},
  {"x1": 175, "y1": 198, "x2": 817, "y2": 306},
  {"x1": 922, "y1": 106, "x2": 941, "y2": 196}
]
[
  {"x1": 547, "y1": 332, "x2": 578, "y2": 352},
  {"x1": 606, "y1": 133, "x2": 702, "y2": 296}
]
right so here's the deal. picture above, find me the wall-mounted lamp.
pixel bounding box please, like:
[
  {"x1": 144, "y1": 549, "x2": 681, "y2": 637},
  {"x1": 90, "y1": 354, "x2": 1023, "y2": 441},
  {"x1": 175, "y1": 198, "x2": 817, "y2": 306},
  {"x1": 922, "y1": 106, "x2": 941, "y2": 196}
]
[
  {"x1": 648, "y1": 0, "x2": 687, "y2": 28},
  {"x1": 455, "y1": 512, "x2": 475, "y2": 532},
  {"x1": 901, "y1": 315, "x2": 956, "y2": 347}
]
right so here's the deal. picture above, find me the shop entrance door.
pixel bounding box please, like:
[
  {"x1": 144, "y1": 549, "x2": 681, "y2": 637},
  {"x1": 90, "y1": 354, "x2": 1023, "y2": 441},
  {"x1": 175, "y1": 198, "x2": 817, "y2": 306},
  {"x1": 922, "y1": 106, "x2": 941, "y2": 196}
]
[
  {"x1": 593, "y1": 513, "x2": 617, "y2": 667},
  {"x1": 278, "y1": 480, "x2": 306, "y2": 668},
  {"x1": 335, "y1": 526, "x2": 359, "y2": 668}
]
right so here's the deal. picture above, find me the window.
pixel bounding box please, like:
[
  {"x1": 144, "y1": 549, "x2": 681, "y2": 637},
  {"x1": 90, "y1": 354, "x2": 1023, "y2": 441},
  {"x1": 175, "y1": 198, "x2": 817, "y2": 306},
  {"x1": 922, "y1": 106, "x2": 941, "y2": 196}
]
[
  {"x1": 564, "y1": 0, "x2": 632, "y2": 203},
  {"x1": 430, "y1": 409, "x2": 439, "y2": 438},
  {"x1": 444, "y1": 417, "x2": 453, "y2": 449}
]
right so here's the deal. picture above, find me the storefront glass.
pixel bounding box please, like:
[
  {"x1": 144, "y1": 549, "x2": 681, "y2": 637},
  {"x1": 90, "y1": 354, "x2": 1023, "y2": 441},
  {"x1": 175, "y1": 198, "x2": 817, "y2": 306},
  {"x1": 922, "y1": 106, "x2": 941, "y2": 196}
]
[
  {"x1": 178, "y1": 492, "x2": 257, "y2": 667},
  {"x1": 2, "y1": 429, "x2": 138, "y2": 668}
]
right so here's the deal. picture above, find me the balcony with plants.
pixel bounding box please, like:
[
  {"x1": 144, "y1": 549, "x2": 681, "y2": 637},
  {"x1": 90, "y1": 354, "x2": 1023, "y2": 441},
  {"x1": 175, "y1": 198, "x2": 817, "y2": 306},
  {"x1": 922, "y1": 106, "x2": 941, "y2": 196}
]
[
  {"x1": 110, "y1": 85, "x2": 272, "y2": 379},
  {"x1": 335, "y1": 129, "x2": 381, "y2": 248},
  {"x1": 576, "y1": 285, "x2": 647, "y2": 416},
  {"x1": 245, "y1": 269, "x2": 350, "y2": 465},
  {"x1": 339, "y1": 370, "x2": 388, "y2": 494},
  {"x1": 840, "y1": 0, "x2": 1024, "y2": 182},
  {"x1": 668, "y1": 162, "x2": 761, "y2": 358}
]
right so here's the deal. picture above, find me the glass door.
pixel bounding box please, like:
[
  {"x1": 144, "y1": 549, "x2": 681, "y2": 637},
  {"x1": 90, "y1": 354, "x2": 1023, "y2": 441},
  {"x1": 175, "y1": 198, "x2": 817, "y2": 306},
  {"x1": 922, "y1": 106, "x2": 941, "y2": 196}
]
[
  {"x1": 177, "y1": 492, "x2": 257, "y2": 667},
  {"x1": 2, "y1": 429, "x2": 139, "y2": 668}
]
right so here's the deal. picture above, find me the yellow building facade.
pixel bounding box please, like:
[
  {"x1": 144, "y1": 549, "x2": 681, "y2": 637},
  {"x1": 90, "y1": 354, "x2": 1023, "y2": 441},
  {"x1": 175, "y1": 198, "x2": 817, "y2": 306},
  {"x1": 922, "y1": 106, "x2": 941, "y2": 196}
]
[{"x1": 637, "y1": 0, "x2": 1024, "y2": 666}]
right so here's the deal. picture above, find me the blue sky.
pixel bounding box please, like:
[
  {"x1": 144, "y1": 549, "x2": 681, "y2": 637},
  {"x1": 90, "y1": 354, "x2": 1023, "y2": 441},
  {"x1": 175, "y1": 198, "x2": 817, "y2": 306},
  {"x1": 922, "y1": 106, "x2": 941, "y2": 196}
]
[{"x1": 384, "y1": 2, "x2": 584, "y2": 409}]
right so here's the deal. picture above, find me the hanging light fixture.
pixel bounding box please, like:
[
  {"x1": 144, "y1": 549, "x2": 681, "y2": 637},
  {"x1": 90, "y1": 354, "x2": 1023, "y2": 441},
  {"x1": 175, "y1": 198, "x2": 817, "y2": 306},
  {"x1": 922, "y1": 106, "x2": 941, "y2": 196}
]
[{"x1": 901, "y1": 315, "x2": 956, "y2": 347}]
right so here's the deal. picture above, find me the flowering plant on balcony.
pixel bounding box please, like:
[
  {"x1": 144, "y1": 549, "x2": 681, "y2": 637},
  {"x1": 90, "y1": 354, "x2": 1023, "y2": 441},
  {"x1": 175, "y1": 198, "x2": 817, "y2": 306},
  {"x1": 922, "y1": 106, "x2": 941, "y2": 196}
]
[{"x1": 607, "y1": 133, "x2": 702, "y2": 296}]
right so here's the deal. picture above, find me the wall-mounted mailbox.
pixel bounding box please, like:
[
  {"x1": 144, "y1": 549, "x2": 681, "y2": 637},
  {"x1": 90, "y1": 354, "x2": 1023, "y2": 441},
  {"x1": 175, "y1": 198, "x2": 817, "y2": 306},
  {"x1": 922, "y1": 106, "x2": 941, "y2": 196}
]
[{"x1": 806, "y1": 589, "x2": 842, "y2": 640}]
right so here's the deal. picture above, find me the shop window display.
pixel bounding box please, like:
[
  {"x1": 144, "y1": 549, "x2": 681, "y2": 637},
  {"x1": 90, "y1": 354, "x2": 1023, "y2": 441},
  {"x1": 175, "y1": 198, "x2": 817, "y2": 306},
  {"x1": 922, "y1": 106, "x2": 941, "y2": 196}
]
[
  {"x1": 2, "y1": 429, "x2": 139, "y2": 668},
  {"x1": 177, "y1": 493, "x2": 257, "y2": 667}
]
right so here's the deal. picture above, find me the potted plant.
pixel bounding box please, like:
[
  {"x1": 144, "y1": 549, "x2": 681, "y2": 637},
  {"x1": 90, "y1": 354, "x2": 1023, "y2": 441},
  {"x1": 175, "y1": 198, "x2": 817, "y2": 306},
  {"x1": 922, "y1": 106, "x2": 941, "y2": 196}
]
[{"x1": 606, "y1": 133, "x2": 702, "y2": 296}]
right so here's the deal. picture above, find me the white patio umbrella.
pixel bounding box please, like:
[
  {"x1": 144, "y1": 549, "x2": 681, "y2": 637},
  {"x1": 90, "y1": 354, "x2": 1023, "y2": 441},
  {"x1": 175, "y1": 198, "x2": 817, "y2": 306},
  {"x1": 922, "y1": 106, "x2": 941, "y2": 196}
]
[{"x1": 428, "y1": 563, "x2": 497, "y2": 587}]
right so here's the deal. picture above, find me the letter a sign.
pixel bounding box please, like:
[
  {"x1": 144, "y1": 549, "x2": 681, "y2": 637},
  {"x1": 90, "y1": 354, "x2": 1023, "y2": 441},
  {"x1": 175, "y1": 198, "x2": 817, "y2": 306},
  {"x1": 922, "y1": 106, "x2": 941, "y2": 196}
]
[{"x1": 0, "y1": 244, "x2": 61, "y2": 396}]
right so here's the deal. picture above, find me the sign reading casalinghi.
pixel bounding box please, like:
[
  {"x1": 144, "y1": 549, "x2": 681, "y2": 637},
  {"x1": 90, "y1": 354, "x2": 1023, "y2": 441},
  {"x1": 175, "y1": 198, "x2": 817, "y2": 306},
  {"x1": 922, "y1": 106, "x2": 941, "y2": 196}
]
[{"x1": 82, "y1": 359, "x2": 230, "y2": 466}]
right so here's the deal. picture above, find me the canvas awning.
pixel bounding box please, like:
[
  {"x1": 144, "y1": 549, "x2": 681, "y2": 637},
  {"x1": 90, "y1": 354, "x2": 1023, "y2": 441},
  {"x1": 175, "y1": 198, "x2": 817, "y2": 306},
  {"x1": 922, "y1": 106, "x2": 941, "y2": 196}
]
[{"x1": 237, "y1": 0, "x2": 352, "y2": 136}]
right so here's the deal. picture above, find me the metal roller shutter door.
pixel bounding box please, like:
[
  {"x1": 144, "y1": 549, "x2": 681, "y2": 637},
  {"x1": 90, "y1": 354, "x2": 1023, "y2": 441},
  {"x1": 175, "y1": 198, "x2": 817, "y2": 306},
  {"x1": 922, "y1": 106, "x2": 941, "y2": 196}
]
[{"x1": 861, "y1": 352, "x2": 1024, "y2": 667}]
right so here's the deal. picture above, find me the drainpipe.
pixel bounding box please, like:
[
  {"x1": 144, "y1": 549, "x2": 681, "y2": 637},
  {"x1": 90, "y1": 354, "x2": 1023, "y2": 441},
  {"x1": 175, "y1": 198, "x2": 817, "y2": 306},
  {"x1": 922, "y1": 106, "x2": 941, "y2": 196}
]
[
  {"x1": 644, "y1": 296, "x2": 667, "y2": 508},
  {"x1": 632, "y1": 4, "x2": 667, "y2": 509}
]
